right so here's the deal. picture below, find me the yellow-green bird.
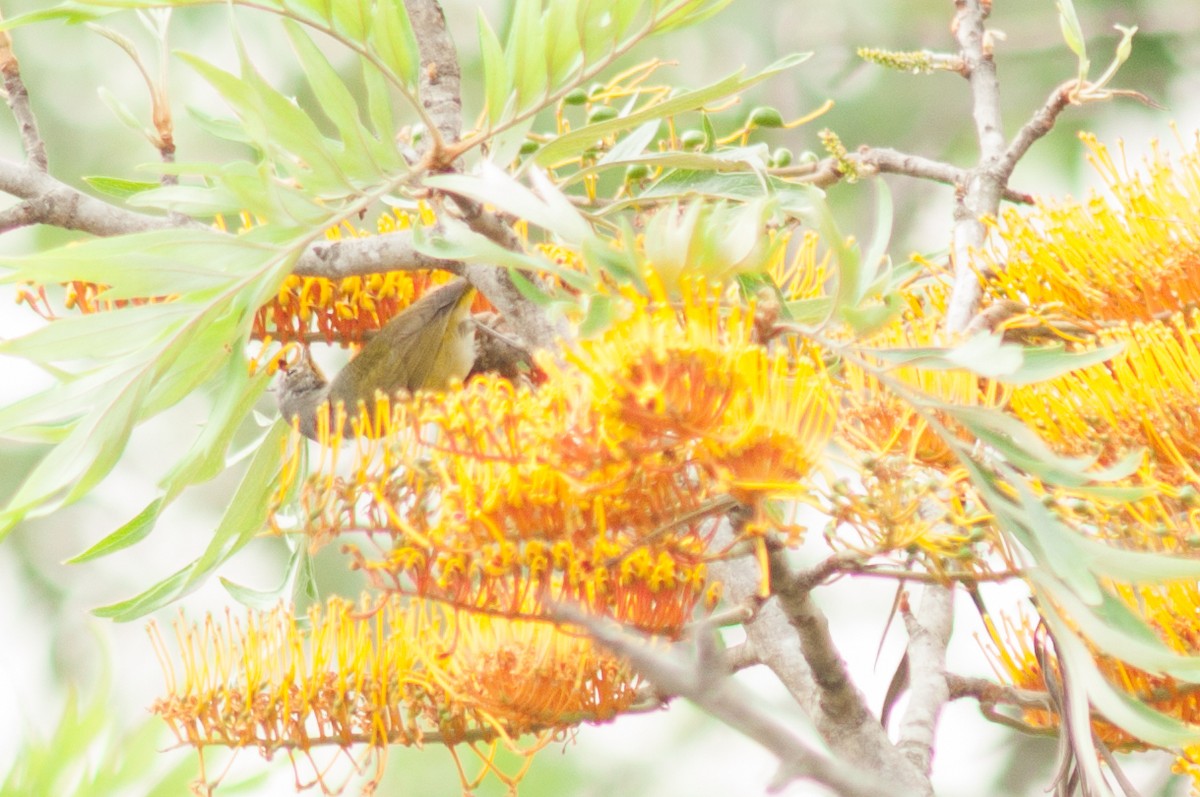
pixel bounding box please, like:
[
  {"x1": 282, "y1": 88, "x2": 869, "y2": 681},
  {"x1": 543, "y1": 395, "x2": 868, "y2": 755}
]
[{"x1": 277, "y1": 279, "x2": 477, "y2": 440}]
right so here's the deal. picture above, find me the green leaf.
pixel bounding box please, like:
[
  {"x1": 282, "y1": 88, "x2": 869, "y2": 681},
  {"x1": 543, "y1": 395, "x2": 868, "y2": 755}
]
[
  {"x1": 784, "y1": 297, "x2": 834, "y2": 326},
  {"x1": 1070, "y1": 532, "x2": 1200, "y2": 584},
  {"x1": 2, "y1": 367, "x2": 153, "y2": 536},
  {"x1": 425, "y1": 163, "x2": 591, "y2": 244},
  {"x1": 93, "y1": 421, "x2": 288, "y2": 621},
  {"x1": 1056, "y1": 0, "x2": 1087, "y2": 59},
  {"x1": 507, "y1": 267, "x2": 556, "y2": 307},
  {"x1": 996, "y1": 343, "x2": 1124, "y2": 385},
  {"x1": 66, "y1": 497, "x2": 163, "y2": 564},
  {"x1": 1034, "y1": 574, "x2": 1200, "y2": 679},
  {"x1": 283, "y1": 19, "x2": 383, "y2": 181},
  {"x1": 582, "y1": 231, "x2": 644, "y2": 291},
  {"x1": 533, "y1": 54, "x2": 811, "y2": 166},
  {"x1": 478, "y1": 9, "x2": 510, "y2": 126},
  {"x1": 0, "y1": 303, "x2": 192, "y2": 362},
  {"x1": 83, "y1": 175, "x2": 161, "y2": 199},
  {"x1": 370, "y1": 0, "x2": 419, "y2": 89},
  {"x1": 1044, "y1": 605, "x2": 1200, "y2": 748},
  {"x1": 0, "y1": 7, "x2": 106, "y2": 30},
  {"x1": 506, "y1": 0, "x2": 548, "y2": 113},
  {"x1": 1015, "y1": 481, "x2": 1102, "y2": 604},
  {"x1": 944, "y1": 333, "x2": 1025, "y2": 377},
  {"x1": 837, "y1": 291, "x2": 904, "y2": 335},
  {"x1": 579, "y1": 293, "x2": 616, "y2": 337},
  {"x1": 632, "y1": 170, "x2": 820, "y2": 214},
  {"x1": 1056, "y1": 0, "x2": 1090, "y2": 80},
  {"x1": 545, "y1": 0, "x2": 583, "y2": 87},
  {"x1": 158, "y1": 354, "x2": 271, "y2": 501},
  {"x1": 220, "y1": 539, "x2": 315, "y2": 610},
  {"x1": 655, "y1": 0, "x2": 737, "y2": 33},
  {"x1": 860, "y1": 179, "x2": 893, "y2": 292},
  {"x1": 946, "y1": 405, "x2": 1107, "y2": 488},
  {"x1": 572, "y1": 142, "x2": 767, "y2": 187},
  {"x1": 0, "y1": 228, "x2": 259, "y2": 299},
  {"x1": 178, "y1": 49, "x2": 349, "y2": 197}
]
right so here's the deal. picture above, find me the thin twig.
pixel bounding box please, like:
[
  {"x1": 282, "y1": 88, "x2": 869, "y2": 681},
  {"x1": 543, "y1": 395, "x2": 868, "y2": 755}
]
[
  {"x1": 0, "y1": 19, "x2": 48, "y2": 172},
  {"x1": 997, "y1": 81, "x2": 1074, "y2": 181},
  {"x1": 781, "y1": 146, "x2": 1033, "y2": 205},
  {"x1": 946, "y1": 673, "x2": 1051, "y2": 710}
]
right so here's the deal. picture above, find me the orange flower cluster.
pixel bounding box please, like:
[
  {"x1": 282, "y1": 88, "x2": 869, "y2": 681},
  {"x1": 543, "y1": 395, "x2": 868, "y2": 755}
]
[
  {"x1": 252, "y1": 207, "x2": 465, "y2": 346},
  {"x1": 152, "y1": 273, "x2": 835, "y2": 791},
  {"x1": 149, "y1": 597, "x2": 624, "y2": 793},
  {"x1": 272, "y1": 278, "x2": 834, "y2": 633}
]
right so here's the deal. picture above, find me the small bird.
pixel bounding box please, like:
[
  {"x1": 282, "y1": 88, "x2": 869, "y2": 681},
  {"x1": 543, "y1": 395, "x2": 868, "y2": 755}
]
[{"x1": 277, "y1": 279, "x2": 477, "y2": 440}]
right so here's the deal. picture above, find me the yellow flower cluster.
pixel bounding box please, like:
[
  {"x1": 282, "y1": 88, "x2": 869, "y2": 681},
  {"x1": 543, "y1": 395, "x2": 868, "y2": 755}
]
[
  {"x1": 981, "y1": 131, "x2": 1200, "y2": 321},
  {"x1": 971, "y1": 131, "x2": 1200, "y2": 781}
]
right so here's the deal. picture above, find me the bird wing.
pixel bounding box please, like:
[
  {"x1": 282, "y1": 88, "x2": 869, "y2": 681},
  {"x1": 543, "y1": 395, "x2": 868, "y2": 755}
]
[{"x1": 328, "y1": 280, "x2": 472, "y2": 410}]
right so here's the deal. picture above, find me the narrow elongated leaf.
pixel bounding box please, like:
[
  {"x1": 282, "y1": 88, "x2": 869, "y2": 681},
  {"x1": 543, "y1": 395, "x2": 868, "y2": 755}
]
[
  {"x1": 544, "y1": 0, "x2": 583, "y2": 87},
  {"x1": 996, "y1": 343, "x2": 1124, "y2": 385},
  {"x1": 1045, "y1": 606, "x2": 1200, "y2": 749},
  {"x1": 0, "y1": 303, "x2": 191, "y2": 363},
  {"x1": 67, "y1": 497, "x2": 163, "y2": 564},
  {"x1": 93, "y1": 422, "x2": 288, "y2": 622},
  {"x1": 284, "y1": 20, "x2": 381, "y2": 181},
  {"x1": 426, "y1": 164, "x2": 591, "y2": 244},
  {"x1": 158, "y1": 355, "x2": 271, "y2": 501},
  {"x1": 506, "y1": 0, "x2": 547, "y2": 112},
  {"x1": 0, "y1": 228, "x2": 261, "y2": 298},
  {"x1": 478, "y1": 10, "x2": 511, "y2": 126},
  {"x1": 370, "y1": 0, "x2": 419, "y2": 89},
  {"x1": 1033, "y1": 573, "x2": 1200, "y2": 680}
]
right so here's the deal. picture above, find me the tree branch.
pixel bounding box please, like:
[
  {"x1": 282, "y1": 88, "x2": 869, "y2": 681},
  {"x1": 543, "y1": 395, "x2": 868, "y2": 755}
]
[
  {"x1": 945, "y1": 0, "x2": 1007, "y2": 333},
  {"x1": 946, "y1": 673, "x2": 1051, "y2": 711},
  {"x1": 403, "y1": 0, "x2": 565, "y2": 351},
  {"x1": 402, "y1": 0, "x2": 463, "y2": 165},
  {"x1": 554, "y1": 603, "x2": 904, "y2": 797},
  {"x1": 896, "y1": 585, "x2": 954, "y2": 775},
  {"x1": 0, "y1": 158, "x2": 178, "y2": 235},
  {"x1": 766, "y1": 546, "x2": 878, "y2": 732},
  {"x1": 709, "y1": 525, "x2": 932, "y2": 795},
  {"x1": 293, "y1": 230, "x2": 461, "y2": 278}
]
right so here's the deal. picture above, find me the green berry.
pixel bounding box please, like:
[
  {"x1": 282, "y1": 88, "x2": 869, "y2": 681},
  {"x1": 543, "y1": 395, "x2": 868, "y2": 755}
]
[
  {"x1": 588, "y1": 106, "x2": 619, "y2": 123},
  {"x1": 679, "y1": 129, "x2": 706, "y2": 149},
  {"x1": 625, "y1": 163, "x2": 650, "y2": 181},
  {"x1": 770, "y1": 147, "x2": 794, "y2": 167},
  {"x1": 748, "y1": 106, "x2": 785, "y2": 128}
]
